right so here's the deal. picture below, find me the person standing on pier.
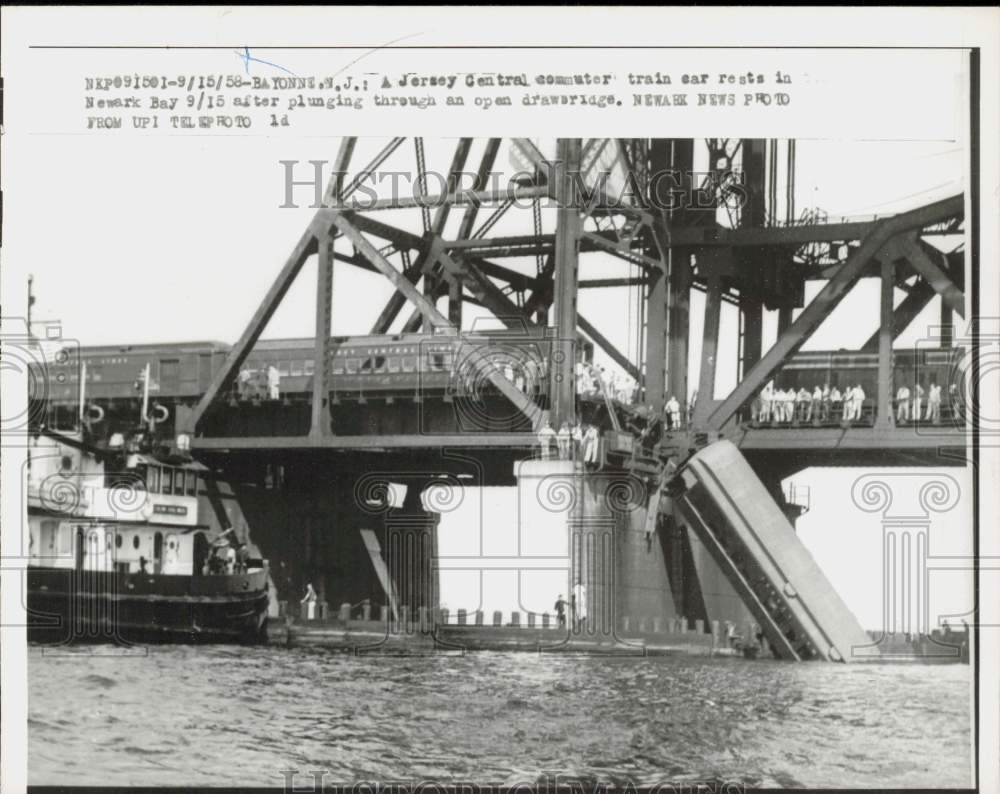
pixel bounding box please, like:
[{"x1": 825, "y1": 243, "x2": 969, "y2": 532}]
[
  {"x1": 556, "y1": 422, "x2": 573, "y2": 460},
  {"x1": 665, "y1": 394, "x2": 681, "y2": 429},
  {"x1": 572, "y1": 421, "x2": 585, "y2": 460},
  {"x1": 537, "y1": 419, "x2": 557, "y2": 460},
  {"x1": 554, "y1": 594, "x2": 567, "y2": 628},
  {"x1": 573, "y1": 580, "x2": 587, "y2": 631},
  {"x1": 583, "y1": 424, "x2": 600, "y2": 467}
]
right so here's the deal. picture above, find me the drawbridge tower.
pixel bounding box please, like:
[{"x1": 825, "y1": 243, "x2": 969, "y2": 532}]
[{"x1": 159, "y1": 137, "x2": 966, "y2": 641}]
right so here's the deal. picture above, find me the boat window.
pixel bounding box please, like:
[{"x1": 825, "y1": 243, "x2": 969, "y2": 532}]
[
  {"x1": 116, "y1": 533, "x2": 123, "y2": 549},
  {"x1": 185, "y1": 471, "x2": 197, "y2": 496},
  {"x1": 173, "y1": 469, "x2": 185, "y2": 495},
  {"x1": 147, "y1": 465, "x2": 161, "y2": 494},
  {"x1": 162, "y1": 467, "x2": 173, "y2": 495},
  {"x1": 133, "y1": 535, "x2": 140, "y2": 549}
]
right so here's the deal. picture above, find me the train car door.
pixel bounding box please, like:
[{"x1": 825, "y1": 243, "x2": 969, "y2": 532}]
[
  {"x1": 159, "y1": 359, "x2": 180, "y2": 394},
  {"x1": 198, "y1": 354, "x2": 214, "y2": 391}
]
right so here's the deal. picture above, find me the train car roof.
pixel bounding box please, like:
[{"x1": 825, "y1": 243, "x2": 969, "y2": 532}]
[{"x1": 75, "y1": 340, "x2": 232, "y2": 355}]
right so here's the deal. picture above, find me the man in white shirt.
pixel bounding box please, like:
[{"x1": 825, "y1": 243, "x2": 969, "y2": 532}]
[
  {"x1": 926, "y1": 381, "x2": 942, "y2": 424},
  {"x1": 830, "y1": 386, "x2": 843, "y2": 421},
  {"x1": 810, "y1": 385, "x2": 823, "y2": 422},
  {"x1": 912, "y1": 382, "x2": 924, "y2": 422},
  {"x1": 842, "y1": 386, "x2": 855, "y2": 421},
  {"x1": 267, "y1": 365, "x2": 281, "y2": 400},
  {"x1": 852, "y1": 384, "x2": 866, "y2": 423},
  {"x1": 665, "y1": 395, "x2": 681, "y2": 429},
  {"x1": 537, "y1": 419, "x2": 556, "y2": 460},
  {"x1": 896, "y1": 384, "x2": 911, "y2": 422},
  {"x1": 760, "y1": 383, "x2": 773, "y2": 423}
]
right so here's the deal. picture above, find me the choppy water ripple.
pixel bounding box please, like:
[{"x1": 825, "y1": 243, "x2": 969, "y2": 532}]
[{"x1": 28, "y1": 646, "x2": 971, "y2": 787}]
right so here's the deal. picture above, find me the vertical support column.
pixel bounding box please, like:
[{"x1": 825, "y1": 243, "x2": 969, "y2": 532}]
[
  {"x1": 551, "y1": 138, "x2": 583, "y2": 428},
  {"x1": 740, "y1": 295, "x2": 763, "y2": 377},
  {"x1": 777, "y1": 306, "x2": 793, "y2": 336},
  {"x1": 310, "y1": 234, "x2": 334, "y2": 437},
  {"x1": 695, "y1": 275, "x2": 722, "y2": 423},
  {"x1": 940, "y1": 300, "x2": 953, "y2": 348},
  {"x1": 876, "y1": 257, "x2": 894, "y2": 428},
  {"x1": 448, "y1": 276, "x2": 463, "y2": 328},
  {"x1": 667, "y1": 253, "x2": 691, "y2": 410},
  {"x1": 644, "y1": 269, "x2": 668, "y2": 411}
]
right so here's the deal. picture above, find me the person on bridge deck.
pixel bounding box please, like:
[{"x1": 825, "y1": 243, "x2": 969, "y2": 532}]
[
  {"x1": 238, "y1": 367, "x2": 252, "y2": 399},
  {"x1": 266, "y1": 365, "x2": 281, "y2": 400},
  {"x1": 572, "y1": 421, "x2": 585, "y2": 460},
  {"x1": 912, "y1": 381, "x2": 925, "y2": 421},
  {"x1": 583, "y1": 424, "x2": 600, "y2": 466},
  {"x1": 769, "y1": 389, "x2": 782, "y2": 422},
  {"x1": 759, "y1": 383, "x2": 773, "y2": 423},
  {"x1": 926, "y1": 380, "x2": 942, "y2": 424},
  {"x1": 810, "y1": 385, "x2": 823, "y2": 422},
  {"x1": 841, "y1": 386, "x2": 854, "y2": 421},
  {"x1": 524, "y1": 358, "x2": 539, "y2": 395},
  {"x1": 949, "y1": 383, "x2": 962, "y2": 422},
  {"x1": 554, "y1": 594, "x2": 568, "y2": 628},
  {"x1": 556, "y1": 422, "x2": 573, "y2": 460},
  {"x1": 852, "y1": 383, "x2": 866, "y2": 422},
  {"x1": 665, "y1": 395, "x2": 681, "y2": 429},
  {"x1": 795, "y1": 387, "x2": 811, "y2": 422},
  {"x1": 783, "y1": 389, "x2": 796, "y2": 422},
  {"x1": 830, "y1": 386, "x2": 843, "y2": 421},
  {"x1": 537, "y1": 419, "x2": 557, "y2": 460},
  {"x1": 821, "y1": 382, "x2": 831, "y2": 421},
  {"x1": 749, "y1": 394, "x2": 761, "y2": 424},
  {"x1": 896, "y1": 384, "x2": 911, "y2": 422}
]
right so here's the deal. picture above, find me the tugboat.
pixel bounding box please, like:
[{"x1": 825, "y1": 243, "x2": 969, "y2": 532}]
[{"x1": 25, "y1": 367, "x2": 271, "y2": 644}]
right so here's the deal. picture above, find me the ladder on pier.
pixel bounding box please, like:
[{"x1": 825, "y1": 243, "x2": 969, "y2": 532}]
[{"x1": 669, "y1": 440, "x2": 872, "y2": 662}]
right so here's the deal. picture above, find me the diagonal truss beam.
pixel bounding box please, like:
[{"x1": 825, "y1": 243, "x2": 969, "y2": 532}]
[
  {"x1": 884, "y1": 233, "x2": 966, "y2": 319},
  {"x1": 860, "y1": 278, "x2": 937, "y2": 351},
  {"x1": 704, "y1": 194, "x2": 963, "y2": 430},
  {"x1": 332, "y1": 214, "x2": 542, "y2": 428},
  {"x1": 183, "y1": 224, "x2": 319, "y2": 433},
  {"x1": 577, "y1": 314, "x2": 642, "y2": 381}
]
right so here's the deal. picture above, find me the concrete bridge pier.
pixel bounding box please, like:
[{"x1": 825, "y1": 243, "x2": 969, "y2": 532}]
[
  {"x1": 384, "y1": 484, "x2": 441, "y2": 625},
  {"x1": 515, "y1": 459, "x2": 677, "y2": 639}
]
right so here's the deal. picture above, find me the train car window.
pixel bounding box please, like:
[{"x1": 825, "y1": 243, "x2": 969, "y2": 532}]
[
  {"x1": 402, "y1": 356, "x2": 416, "y2": 373},
  {"x1": 174, "y1": 469, "x2": 185, "y2": 495},
  {"x1": 278, "y1": 361, "x2": 291, "y2": 376},
  {"x1": 346, "y1": 358, "x2": 360, "y2": 375},
  {"x1": 147, "y1": 465, "x2": 161, "y2": 494},
  {"x1": 373, "y1": 356, "x2": 387, "y2": 373},
  {"x1": 332, "y1": 359, "x2": 345, "y2": 375},
  {"x1": 185, "y1": 471, "x2": 197, "y2": 496},
  {"x1": 359, "y1": 357, "x2": 373, "y2": 372},
  {"x1": 161, "y1": 467, "x2": 173, "y2": 495},
  {"x1": 388, "y1": 357, "x2": 400, "y2": 373},
  {"x1": 304, "y1": 359, "x2": 315, "y2": 375}
]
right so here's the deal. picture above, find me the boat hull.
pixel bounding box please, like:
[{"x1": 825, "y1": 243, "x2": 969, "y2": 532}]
[{"x1": 27, "y1": 567, "x2": 270, "y2": 644}]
